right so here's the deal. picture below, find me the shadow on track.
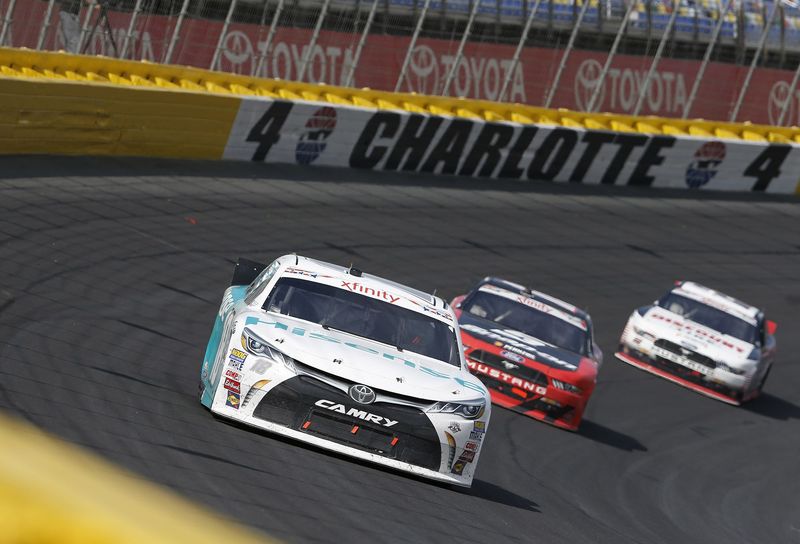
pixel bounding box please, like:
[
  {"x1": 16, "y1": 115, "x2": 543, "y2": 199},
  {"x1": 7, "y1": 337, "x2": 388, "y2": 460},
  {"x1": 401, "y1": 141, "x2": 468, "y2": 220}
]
[
  {"x1": 1, "y1": 156, "x2": 795, "y2": 203},
  {"x1": 746, "y1": 392, "x2": 800, "y2": 421},
  {"x1": 468, "y1": 479, "x2": 541, "y2": 513},
  {"x1": 579, "y1": 420, "x2": 647, "y2": 452}
]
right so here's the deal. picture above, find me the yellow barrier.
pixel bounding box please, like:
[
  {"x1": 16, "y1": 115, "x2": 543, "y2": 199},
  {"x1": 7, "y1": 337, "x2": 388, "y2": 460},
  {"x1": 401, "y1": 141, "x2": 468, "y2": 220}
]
[
  {"x1": 0, "y1": 412, "x2": 276, "y2": 544},
  {"x1": 1, "y1": 47, "x2": 799, "y2": 145}
]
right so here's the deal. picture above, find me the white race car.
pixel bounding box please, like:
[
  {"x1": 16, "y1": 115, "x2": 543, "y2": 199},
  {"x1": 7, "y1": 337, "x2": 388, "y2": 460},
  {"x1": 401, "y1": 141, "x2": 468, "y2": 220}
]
[
  {"x1": 199, "y1": 254, "x2": 491, "y2": 487},
  {"x1": 616, "y1": 281, "x2": 776, "y2": 405}
]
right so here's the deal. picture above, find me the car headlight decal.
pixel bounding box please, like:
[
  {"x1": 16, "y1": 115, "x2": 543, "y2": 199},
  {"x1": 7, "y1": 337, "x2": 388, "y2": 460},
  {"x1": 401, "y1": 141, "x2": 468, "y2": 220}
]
[
  {"x1": 242, "y1": 328, "x2": 297, "y2": 372},
  {"x1": 632, "y1": 325, "x2": 655, "y2": 341},
  {"x1": 551, "y1": 379, "x2": 582, "y2": 395},
  {"x1": 427, "y1": 400, "x2": 486, "y2": 420}
]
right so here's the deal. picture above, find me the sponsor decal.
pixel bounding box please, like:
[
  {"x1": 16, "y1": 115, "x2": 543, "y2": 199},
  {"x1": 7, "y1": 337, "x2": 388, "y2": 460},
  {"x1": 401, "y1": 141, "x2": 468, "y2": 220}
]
[
  {"x1": 225, "y1": 369, "x2": 242, "y2": 381},
  {"x1": 468, "y1": 360, "x2": 549, "y2": 395},
  {"x1": 224, "y1": 377, "x2": 241, "y2": 394},
  {"x1": 458, "y1": 450, "x2": 476, "y2": 462},
  {"x1": 296, "y1": 107, "x2": 337, "y2": 165},
  {"x1": 226, "y1": 391, "x2": 241, "y2": 409},
  {"x1": 649, "y1": 312, "x2": 747, "y2": 353},
  {"x1": 285, "y1": 267, "x2": 318, "y2": 278},
  {"x1": 573, "y1": 59, "x2": 688, "y2": 116},
  {"x1": 340, "y1": 281, "x2": 400, "y2": 304},
  {"x1": 465, "y1": 441, "x2": 479, "y2": 452},
  {"x1": 315, "y1": 399, "x2": 398, "y2": 427},
  {"x1": 451, "y1": 460, "x2": 467, "y2": 476},
  {"x1": 228, "y1": 359, "x2": 245, "y2": 371},
  {"x1": 448, "y1": 422, "x2": 462, "y2": 433},
  {"x1": 501, "y1": 350, "x2": 524, "y2": 364},
  {"x1": 250, "y1": 359, "x2": 273, "y2": 375},
  {"x1": 469, "y1": 430, "x2": 484, "y2": 440},
  {"x1": 245, "y1": 316, "x2": 486, "y2": 395},
  {"x1": 474, "y1": 420, "x2": 486, "y2": 431},
  {"x1": 230, "y1": 348, "x2": 247, "y2": 364},
  {"x1": 686, "y1": 141, "x2": 726, "y2": 189}
]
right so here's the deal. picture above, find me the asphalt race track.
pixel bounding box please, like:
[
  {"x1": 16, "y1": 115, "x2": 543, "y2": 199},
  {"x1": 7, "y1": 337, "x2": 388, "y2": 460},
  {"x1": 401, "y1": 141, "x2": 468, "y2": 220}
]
[{"x1": 1, "y1": 156, "x2": 799, "y2": 544}]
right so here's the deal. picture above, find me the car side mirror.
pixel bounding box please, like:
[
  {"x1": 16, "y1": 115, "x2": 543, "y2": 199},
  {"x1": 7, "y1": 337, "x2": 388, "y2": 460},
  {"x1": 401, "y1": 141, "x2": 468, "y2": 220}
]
[
  {"x1": 766, "y1": 320, "x2": 778, "y2": 335},
  {"x1": 593, "y1": 342, "x2": 603, "y2": 366}
]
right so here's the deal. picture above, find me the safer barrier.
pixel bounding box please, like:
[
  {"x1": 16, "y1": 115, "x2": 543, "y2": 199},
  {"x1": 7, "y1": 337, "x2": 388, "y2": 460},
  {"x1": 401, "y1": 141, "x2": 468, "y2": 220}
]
[
  {"x1": 0, "y1": 412, "x2": 275, "y2": 543},
  {"x1": 0, "y1": 47, "x2": 798, "y2": 193}
]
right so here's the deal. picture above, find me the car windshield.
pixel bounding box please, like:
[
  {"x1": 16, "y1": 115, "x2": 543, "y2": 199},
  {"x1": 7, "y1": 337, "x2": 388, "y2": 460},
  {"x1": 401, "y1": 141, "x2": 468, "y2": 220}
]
[
  {"x1": 658, "y1": 292, "x2": 757, "y2": 344},
  {"x1": 263, "y1": 277, "x2": 461, "y2": 366},
  {"x1": 463, "y1": 291, "x2": 589, "y2": 355}
]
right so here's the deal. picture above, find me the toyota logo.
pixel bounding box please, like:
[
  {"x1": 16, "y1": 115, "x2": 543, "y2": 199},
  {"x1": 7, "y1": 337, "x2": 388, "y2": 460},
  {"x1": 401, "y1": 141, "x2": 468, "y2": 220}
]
[
  {"x1": 349, "y1": 384, "x2": 376, "y2": 404},
  {"x1": 406, "y1": 45, "x2": 439, "y2": 95},
  {"x1": 574, "y1": 59, "x2": 604, "y2": 112},
  {"x1": 768, "y1": 81, "x2": 793, "y2": 127}
]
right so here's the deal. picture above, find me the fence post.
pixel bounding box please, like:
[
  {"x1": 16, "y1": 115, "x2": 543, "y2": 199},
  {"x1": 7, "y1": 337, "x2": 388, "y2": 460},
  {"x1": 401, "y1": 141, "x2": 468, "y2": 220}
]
[
  {"x1": 394, "y1": 0, "x2": 432, "y2": 92},
  {"x1": 632, "y1": 0, "x2": 680, "y2": 116},
  {"x1": 297, "y1": 0, "x2": 331, "y2": 82},
  {"x1": 498, "y1": 0, "x2": 544, "y2": 103},
  {"x1": 343, "y1": 0, "x2": 379, "y2": 87},
  {"x1": 729, "y1": 1, "x2": 780, "y2": 122},
  {"x1": 36, "y1": 0, "x2": 57, "y2": 50},
  {"x1": 682, "y1": 0, "x2": 731, "y2": 118},
  {"x1": 120, "y1": 0, "x2": 144, "y2": 59},
  {"x1": 543, "y1": 0, "x2": 592, "y2": 108},
  {"x1": 164, "y1": 0, "x2": 191, "y2": 64},
  {"x1": 210, "y1": 0, "x2": 239, "y2": 70},
  {"x1": 76, "y1": 1, "x2": 96, "y2": 54},
  {"x1": 254, "y1": 0, "x2": 284, "y2": 77},
  {"x1": 441, "y1": 0, "x2": 481, "y2": 96},
  {"x1": 777, "y1": 62, "x2": 800, "y2": 126},
  {"x1": 586, "y1": 0, "x2": 636, "y2": 112}
]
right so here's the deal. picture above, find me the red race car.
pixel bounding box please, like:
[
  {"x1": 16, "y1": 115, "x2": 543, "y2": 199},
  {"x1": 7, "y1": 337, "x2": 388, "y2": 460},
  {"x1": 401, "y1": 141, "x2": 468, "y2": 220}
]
[{"x1": 452, "y1": 278, "x2": 602, "y2": 431}]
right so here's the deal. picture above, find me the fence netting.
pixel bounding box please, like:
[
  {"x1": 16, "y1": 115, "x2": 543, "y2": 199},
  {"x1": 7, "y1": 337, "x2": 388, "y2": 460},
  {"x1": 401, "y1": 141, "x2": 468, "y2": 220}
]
[{"x1": 2, "y1": 0, "x2": 799, "y2": 124}]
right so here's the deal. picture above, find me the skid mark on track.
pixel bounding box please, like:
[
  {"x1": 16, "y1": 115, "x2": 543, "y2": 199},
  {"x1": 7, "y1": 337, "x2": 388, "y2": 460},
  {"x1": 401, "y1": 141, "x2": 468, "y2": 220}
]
[{"x1": 116, "y1": 319, "x2": 193, "y2": 346}]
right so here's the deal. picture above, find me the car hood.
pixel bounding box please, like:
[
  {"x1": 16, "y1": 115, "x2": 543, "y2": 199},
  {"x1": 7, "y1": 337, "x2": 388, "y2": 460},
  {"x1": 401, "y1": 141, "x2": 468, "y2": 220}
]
[
  {"x1": 242, "y1": 313, "x2": 486, "y2": 402},
  {"x1": 457, "y1": 312, "x2": 584, "y2": 372},
  {"x1": 640, "y1": 307, "x2": 754, "y2": 361}
]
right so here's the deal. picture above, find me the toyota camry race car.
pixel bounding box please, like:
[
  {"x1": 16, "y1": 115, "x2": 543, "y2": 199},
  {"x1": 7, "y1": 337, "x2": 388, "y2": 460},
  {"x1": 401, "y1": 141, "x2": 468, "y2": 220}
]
[
  {"x1": 451, "y1": 278, "x2": 602, "y2": 431},
  {"x1": 199, "y1": 255, "x2": 491, "y2": 487},
  {"x1": 616, "y1": 281, "x2": 776, "y2": 405}
]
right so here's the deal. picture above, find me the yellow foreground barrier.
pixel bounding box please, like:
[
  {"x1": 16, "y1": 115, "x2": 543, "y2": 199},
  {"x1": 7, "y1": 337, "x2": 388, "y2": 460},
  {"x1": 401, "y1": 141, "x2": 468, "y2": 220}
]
[
  {"x1": 0, "y1": 412, "x2": 275, "y2": 544},
  {"x1": 1, "y1": 47, "x2": 799, "y2": 145}
]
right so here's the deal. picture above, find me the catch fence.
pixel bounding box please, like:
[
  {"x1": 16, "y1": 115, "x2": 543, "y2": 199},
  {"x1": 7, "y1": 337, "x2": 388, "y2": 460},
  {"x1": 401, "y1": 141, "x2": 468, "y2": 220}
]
[{"x1": 3, "y1": 0, "x2": 800, "y2": 124}]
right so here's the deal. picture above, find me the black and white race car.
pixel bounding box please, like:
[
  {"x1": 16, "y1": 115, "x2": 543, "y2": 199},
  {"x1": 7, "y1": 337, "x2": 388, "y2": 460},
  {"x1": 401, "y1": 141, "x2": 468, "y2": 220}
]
[{"x1": 199, "y1": 254, "x2": 491, "y2": 486}]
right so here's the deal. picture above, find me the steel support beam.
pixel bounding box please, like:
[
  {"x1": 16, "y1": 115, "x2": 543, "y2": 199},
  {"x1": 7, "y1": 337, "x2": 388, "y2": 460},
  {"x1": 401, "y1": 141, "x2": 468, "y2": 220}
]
[
  {"x1": 343, "y1": 0, "x2": 379, "y2": 87},
  {"x1": 498, "y1": 0, "x2": 544, "y2": 103},
  {"x1": 586, "y1": 0, "x2": 637, "y2": 112},
  {"x1": 441, "y1": 0, "x2": 481, "y2": 96},
  {"x1": 632, "y1": 0, "x2": 680, "y2": 116},
  {"x1": 683, "y1": 0, "x2": 732, "y2": 118},
  {"x1": 729, "y1": 1, "x2": 780, "y2": 122},
  {"x1": 395, "y1": 0, "x2": 432, "y2": 92},
  {"x1": 543, "y1": 0, "x2": 592, "y2": 108}
]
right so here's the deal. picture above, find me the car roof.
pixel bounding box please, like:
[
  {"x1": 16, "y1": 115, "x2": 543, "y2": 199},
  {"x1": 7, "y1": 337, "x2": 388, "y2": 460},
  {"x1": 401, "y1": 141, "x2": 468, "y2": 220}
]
[
  {"x1": 474, "y1": 277, "x2": 591, "y2": 322},
  {"x1": 275, "y1": 254, "x2": 450, "y2": 318},
  {"x1": 672, "y1": 281, "x2": 761, "y2": 323}
]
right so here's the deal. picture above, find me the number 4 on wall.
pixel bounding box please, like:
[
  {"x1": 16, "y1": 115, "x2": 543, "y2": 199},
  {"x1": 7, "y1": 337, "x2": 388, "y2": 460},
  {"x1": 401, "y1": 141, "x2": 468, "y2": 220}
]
[{"x1": 246, "y1": 101, "x2": 294, "y2": 162}]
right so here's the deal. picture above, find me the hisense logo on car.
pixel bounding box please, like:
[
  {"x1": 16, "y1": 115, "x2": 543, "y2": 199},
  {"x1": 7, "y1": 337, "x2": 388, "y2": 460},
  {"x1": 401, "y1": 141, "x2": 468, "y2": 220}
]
[{"x1": 315, "y1": 399, "x2": 398, "y2": 427}]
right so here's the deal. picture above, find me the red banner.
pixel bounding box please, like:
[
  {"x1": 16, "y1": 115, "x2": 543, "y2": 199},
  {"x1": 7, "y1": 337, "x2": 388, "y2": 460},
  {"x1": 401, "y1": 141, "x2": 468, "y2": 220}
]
[{"x1": 5, "y1": 0, "x2": 795, "y2": 126}]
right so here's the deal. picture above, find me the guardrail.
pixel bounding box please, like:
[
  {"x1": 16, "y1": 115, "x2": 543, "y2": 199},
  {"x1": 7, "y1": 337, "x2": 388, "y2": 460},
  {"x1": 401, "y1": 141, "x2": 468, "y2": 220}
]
[
  {"x1": 1, "y1": 47, "x2": 798, "y2": 193},
  {"x1": 0, "y1": 412, "x2": 275, "y2": 543}
]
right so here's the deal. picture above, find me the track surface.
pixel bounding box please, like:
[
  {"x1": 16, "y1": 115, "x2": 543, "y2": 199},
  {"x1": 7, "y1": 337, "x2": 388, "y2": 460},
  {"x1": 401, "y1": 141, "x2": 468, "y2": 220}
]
[{"x1": 1, "y1": 157, "x2": 799, "y2": 544}]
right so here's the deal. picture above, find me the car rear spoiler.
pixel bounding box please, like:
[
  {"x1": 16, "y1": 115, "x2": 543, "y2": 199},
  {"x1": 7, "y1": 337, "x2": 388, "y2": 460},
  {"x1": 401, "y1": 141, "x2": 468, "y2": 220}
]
[{"x1": 231, "y1": 258, "x2": 266, "y2": 287}]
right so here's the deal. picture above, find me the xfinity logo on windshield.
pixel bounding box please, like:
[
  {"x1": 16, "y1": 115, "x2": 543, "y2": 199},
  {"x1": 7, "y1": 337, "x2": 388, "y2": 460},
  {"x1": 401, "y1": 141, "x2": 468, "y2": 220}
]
[{"x1": 315, "y1": 399, "x2": 398, "y2": 427}]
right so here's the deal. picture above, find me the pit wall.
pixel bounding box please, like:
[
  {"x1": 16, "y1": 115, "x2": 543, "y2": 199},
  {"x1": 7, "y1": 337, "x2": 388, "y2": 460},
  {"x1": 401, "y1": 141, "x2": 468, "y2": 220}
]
[{"x1": 1, "y1": 47, "x2": 798, "y2": 194}]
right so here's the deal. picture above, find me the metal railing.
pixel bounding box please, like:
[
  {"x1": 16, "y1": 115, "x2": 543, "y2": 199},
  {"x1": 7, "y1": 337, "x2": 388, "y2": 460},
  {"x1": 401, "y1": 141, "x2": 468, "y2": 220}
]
[{"x1": 2, "y1": 0, "x2": 800, "y2": 126}]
